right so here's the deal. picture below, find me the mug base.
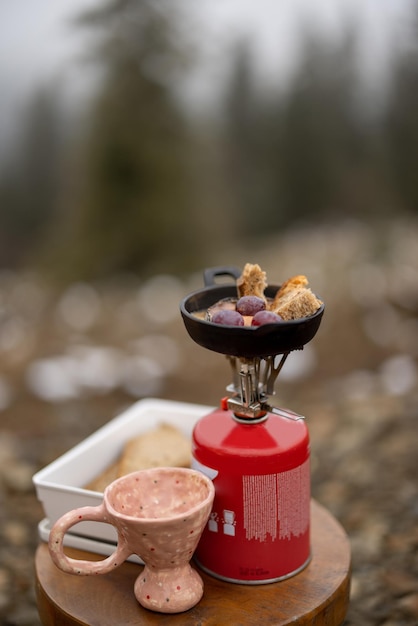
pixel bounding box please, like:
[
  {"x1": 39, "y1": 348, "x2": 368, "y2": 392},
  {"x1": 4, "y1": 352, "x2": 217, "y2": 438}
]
[{"x1": 134, "y1": 564, "x2": 204, "y2": 614}]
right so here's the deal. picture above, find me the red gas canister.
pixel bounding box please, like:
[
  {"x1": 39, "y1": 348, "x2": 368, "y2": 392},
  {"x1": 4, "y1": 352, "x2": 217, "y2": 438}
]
[{"x1": 192, "y1": 404, "x2": 311, "y2": 584}]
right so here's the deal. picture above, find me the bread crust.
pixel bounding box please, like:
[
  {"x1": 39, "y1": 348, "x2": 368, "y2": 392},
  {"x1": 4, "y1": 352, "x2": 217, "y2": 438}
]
[
  {"x1": 274, "y1": 274, "x2": 308, "y2": 299},
  {"x1": 84, "y1": 461, "x2": 119, "y2": 493}
]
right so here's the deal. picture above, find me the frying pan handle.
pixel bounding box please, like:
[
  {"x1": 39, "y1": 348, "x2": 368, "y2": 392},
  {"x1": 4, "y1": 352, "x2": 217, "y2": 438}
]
[{"x1": 203, "y1": 266, "x2": 242, "y2": 287}]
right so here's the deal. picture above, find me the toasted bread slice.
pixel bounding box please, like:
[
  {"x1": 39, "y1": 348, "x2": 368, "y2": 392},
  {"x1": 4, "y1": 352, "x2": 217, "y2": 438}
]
[
  {"x1": 117, "y1": 423, "x2": 191, "y2": 476},
  {"x1": 270, "y1": 274, "x2": 322, "y2": 321},
  {"x1": 236, "y1": 263, "x2": 267, "y2": 301},
  {"x1": 84, "y1": 460, "x2": 119, "y2": 493},
  {"x1": 274, "y1": 274, "x2": 309, "y2": 298}
]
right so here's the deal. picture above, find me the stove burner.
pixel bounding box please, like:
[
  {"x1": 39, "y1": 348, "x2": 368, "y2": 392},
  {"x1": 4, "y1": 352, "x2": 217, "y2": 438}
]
[{"x1": 225, "y1": 354, "x2": 291, "y2": 420}]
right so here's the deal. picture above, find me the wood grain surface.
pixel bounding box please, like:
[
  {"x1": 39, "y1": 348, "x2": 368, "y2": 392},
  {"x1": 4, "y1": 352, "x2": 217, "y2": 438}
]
[{"x1": 35, "y1": 500, "x2": 351, "y2": 626}]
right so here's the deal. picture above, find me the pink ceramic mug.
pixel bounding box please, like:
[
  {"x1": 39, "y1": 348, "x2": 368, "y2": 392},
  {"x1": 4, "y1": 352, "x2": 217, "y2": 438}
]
[{"x1": 48, "y1": 467, "x2": 215, "y2": 613}]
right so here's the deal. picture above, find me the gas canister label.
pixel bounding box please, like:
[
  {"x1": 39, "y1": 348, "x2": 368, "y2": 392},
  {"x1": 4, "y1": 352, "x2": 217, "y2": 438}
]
[{"x1": 242, "y1": 459, "x2": 310, "y2": 542}]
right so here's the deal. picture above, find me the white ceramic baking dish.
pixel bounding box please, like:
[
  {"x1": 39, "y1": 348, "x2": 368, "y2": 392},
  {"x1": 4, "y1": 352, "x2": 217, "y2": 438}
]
[{"x1": 33, "y1": 398, "x2": 212, "y2": 546}]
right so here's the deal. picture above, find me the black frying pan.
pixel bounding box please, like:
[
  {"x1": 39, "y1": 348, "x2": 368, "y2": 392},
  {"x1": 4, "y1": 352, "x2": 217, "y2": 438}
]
[{"x1": 180, "y1": 266, "x2": 324, "y2": 358}]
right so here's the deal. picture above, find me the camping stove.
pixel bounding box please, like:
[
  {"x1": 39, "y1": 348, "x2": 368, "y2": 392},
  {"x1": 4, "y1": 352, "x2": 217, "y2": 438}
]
[{"x1": 180, "y1": 267, "x2": 324, "y2": 584}]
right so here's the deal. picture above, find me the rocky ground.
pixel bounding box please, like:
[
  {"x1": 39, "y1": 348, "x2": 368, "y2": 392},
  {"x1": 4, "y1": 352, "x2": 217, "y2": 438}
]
[{"x1": 0, "y1": 218, "x2": 417, "y2": 625}]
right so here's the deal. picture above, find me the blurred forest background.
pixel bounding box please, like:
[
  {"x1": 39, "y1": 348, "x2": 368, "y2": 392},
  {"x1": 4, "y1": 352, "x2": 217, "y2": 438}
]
[
  {"x1": 1, "y1": 1, "x2": 418, "y2": 624},
  {"x1": 1, "y1": 0, "x2": 418, "y2": 279}
]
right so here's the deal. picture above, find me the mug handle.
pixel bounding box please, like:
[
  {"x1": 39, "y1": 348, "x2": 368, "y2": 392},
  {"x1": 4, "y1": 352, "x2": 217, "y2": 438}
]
[{"x1": 48, "y1": 504, "x2": 132, "y2": 575}]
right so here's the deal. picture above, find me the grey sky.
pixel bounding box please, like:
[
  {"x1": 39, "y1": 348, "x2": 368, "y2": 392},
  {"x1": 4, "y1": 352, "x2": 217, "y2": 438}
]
[{"x1": 0, "y1": 0, "x2": 415, "y2": 139}]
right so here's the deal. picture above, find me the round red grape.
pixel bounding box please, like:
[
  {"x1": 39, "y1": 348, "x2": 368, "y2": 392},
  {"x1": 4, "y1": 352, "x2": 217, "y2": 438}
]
[
  {"x1": 236, "y1": 295, "x2": 266, "y2": 316},
  {"x1": 211, "y1": 310, "x2": 245, "y2": 326},
  {"x1": 251, "y1": 311, "x2": 283, "y2": 326}
]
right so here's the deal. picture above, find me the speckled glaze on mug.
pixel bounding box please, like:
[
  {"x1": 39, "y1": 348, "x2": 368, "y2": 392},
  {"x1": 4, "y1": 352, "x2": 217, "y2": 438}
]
[{"x1": 48, "y1": 467, "x2": 215, "y2": 613}]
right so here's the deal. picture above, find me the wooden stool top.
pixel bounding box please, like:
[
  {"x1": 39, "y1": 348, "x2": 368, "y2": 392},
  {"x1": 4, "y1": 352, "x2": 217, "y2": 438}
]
[{"x1": 35, "y1": 500, "x2": 350, "y2": 626}]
